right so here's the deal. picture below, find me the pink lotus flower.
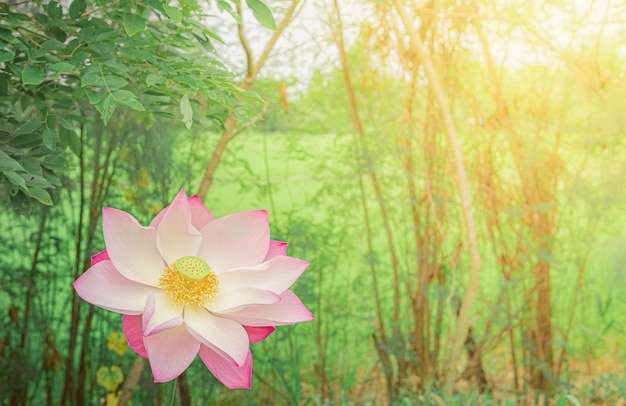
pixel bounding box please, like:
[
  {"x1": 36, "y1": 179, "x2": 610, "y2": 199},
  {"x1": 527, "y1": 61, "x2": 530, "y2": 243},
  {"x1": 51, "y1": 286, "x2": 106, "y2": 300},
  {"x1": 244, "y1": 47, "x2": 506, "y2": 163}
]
[{"x1": 74, "y1": 189, "x2": 313, "y2": 388}]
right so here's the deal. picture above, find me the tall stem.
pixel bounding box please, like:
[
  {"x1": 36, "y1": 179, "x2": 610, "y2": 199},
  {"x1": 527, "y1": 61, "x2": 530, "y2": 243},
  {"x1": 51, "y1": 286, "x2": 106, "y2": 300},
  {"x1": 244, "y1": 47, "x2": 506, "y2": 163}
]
[
  {"x1": 331, "y1": 0, "x2": 401, "y2": 325},
  {"x1": 162, "y1": 379, "x2": 177, "y2": 406},
  {"x1": 62, "y1": 118, "x2": 86, "y2": 405}
]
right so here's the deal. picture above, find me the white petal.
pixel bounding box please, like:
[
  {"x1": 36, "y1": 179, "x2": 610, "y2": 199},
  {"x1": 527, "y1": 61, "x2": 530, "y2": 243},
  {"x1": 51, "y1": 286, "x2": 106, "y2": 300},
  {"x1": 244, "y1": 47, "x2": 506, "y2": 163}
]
[
  {"x1": 187, "y1": 195, "x2": 214, "y2": 230},
  {"x1": 102, "y1": 208, "x2": 166, "y2": 286},
  {"x1": 264, "y1": 240, "x2": 287, "y2": 261},
  {"x1": 205, "y1": 288, "x2": 280, "y2": 313},
  {"x1": 197, "y1": 210, "x2": 269, "y2": 274},
  {"x1": 156, "y1": 189, "x2": 201, "y2": 265},
  {"x1": 149, "y1": 204, "x2": 168, "y2": 228},
  {"x1": 149, "y1": 194, "x2": 214, "y2": 231},
  {"x1": 123, "y1": 315, "x2": 147, "y2": 357},
  {"x1": 91, "y1": 249, "x2": 109, "y2": 265},
  {"x1": 198, "y1": 346, "x2": 252, "y2": 389},
  {"x1": 218, "y1": 256, "x2": 309, "y2": 295},
  {"x1": 73, "y1": 260, "x2": 155, "y2": 314},
  {"x1": 184, "y1": 307, "x2": 249, "y2": 366},
  {"x1": 222, "y1": 290, "x2": 314, "y2": 326},
  {"x1": 144, "y1": 324, "x2": 200, "y2": 382},
  {"x1": 244, "y1": 326, "x2": 275, "y2": 344},
  {"x1": 143, "y1": 292, "x2": 184, "y2": 336}
]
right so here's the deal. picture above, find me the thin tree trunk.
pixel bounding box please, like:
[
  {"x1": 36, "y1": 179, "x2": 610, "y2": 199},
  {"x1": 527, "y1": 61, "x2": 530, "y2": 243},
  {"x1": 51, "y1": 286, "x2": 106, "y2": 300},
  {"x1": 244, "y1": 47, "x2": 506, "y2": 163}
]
[
  {"x1": 331, "y1": 0, "x2": 401, "y2": 327},
  {"x1": 392, "y1": 0, "x2": 482, "y2": 393},
  {"x1": 197, "y1": 116, "x2": 237, "y2": 200},
  {"x1": 331, "y1": 0, "x2": 406, "y2": 399},
  {"x1": 118, "y1": 357, "x2": 147, "y2": 405},
  {"x1": 473, "y1": 15, "x2": 557, "y2": 391},
  {"x1": 11, "y1": 207, "x2": 49, "y2": 405},
  {"x1": 62, "y1": 119, "x2": 89, "y2": 406}
]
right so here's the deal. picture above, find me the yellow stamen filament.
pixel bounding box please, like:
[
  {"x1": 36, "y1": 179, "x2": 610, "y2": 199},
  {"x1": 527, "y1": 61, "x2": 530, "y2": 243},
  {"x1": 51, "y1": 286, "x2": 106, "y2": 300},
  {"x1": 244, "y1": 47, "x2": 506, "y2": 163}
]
[{"x1": 159, "y1": 256, "x2": 219, "y2": 306}]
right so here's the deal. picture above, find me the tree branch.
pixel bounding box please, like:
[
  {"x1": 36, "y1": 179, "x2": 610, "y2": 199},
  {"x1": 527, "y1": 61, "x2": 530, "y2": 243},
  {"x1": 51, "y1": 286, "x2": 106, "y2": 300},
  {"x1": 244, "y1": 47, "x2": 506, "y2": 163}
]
[
  {"x1": 237, "y1": 2, "x2": 254, "y2": 85},
  {"x1": 197, "y1": 0, "x2": 303, "y2": 200}
]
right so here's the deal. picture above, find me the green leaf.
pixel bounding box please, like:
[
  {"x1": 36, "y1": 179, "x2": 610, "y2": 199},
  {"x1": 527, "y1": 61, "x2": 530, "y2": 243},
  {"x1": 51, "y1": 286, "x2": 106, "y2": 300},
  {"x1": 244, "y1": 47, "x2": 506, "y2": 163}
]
[
  {"x1": 47, "y1": 27, "x2": 67, "y2": 43},
  {"x1": 88, "y1": 42, "x2": 114, "y2": 58},
  {"x1": 39, "y1": 40, "x2": 64, "y2": 52},
  {"x1": 123, "y1": 13, "x2": 147, "y2": 36},
  {"x1": 11, "y1": 133, "x2": 40, "y2": 148},
  {"x1": 22, "y1": 66, "x2": 46, "y2": 85},
  {"x1": 43, "y1": 169, "x2": 62, "y2": 187},
  {"x1": 103, "y1": 59, "x2": 128, "y2": 76},
  {"x1": 20, "y1": 173, "x2": 53, "y2": 189},
  {"x1": 42, "y1": 128, "x2": 57, "y2": 150},
  {"x1": 80, "y1": 71, "x2": 100, "y2": 87},
  {"x1": 47, "y1": 1, "x2": 63, "y2": 20},
  {"x1": 29, "y1": 39, "x2": 65, "y2": 61},
  {"x1": 0, "y1": 51, "x2": 14, "y2": 63},
  {"x1": 21, "y1": 156, "x2": 43, "y2": 176},
  {"x1": 42, "y1": 155, "x2": 68, "y2": 171},
  {"x1": 245, "y1": 0, "x2": 276, "y2": 30},
  {"x1": 28, "y1": 188, "x2": 53, "y2": 205},
  {"x1": 110, "y1": 89, "x2": 136, "y2": 99},
  {"x1": 120, "y1": 98, "x2": 145, "y2": 111},
  {"x1": 77, "y1": 27, "x2": 94, "y2": 43},
  {"x1": 565, "y1": 394, "x2": 582, "y2": 406},
  {"x1": 0, "y1": 28, "x2": 13, "y2": 42},
  {"x1": 112, "y1": 90, "x2": 145, "y2": 111},
  {"x1": 146, "y1": 73, "x2": 164, "y2": 87},
  {"x1": 69, "y1": 0, "x2": 87, "y2": 19},
  {"x1": 118, "y1": 47, "x2": 156, "y2": 63},
  {"x1": 59, "y1": 127, "x2": 80, "y2": 155},
  {"x1": 14, "y1": 120, "x2": 43, "y2": 136},
  {"x1": 0, "y1": 73, "x2": 7, "y2": 96},
  {"x1": 8, "y1": 64, "x2": 21, "y2": 78},
  {"x1": 86, "y1": 89, "x2": 105, "y2": 105},
  {"x1": 178, "y1": 74, "x2": 199, "y2": 89},
  {"x1": 217, "y1": 0, "x2": 242, "y2": 24},
  {"x1": 70, "y1": 51, "x2": 89, "y2": 68},
  {"x1": 164, "y1": 5, "x2": 182, "y2": 24},
  {"x1": 203, "y1": 29, "x2": 226, "y2": 45},
  {"x1": 180, "y1": 95, "x2": 193, "y2": 129},
  {"x1": 96, "y1": 94, "x2": 116, "y2": 125},
  {"x1": 555, "y1": 395, "x2": 583, "y2": 406},
  {"x1": 98, "y1": 75, "x2": 128, "y2": 89},
  {"x1": 49, "y1": 62, "x2": 75, "y2": 73},
  {"x1": 59, "y1": 116, "x2": 80, "y2": 130},
  {"x1": 96, "y1": 366, "x2": 124, "y2": 392},
  {"x1": 0, "y1": 150, "x2": 26, "y2": 172},
  {"x1": 81, "y1": 72, "x2": 128, "y2": 89},
  {"x1": 3, "y1": 170, "x2": 26, "y2": 188}
]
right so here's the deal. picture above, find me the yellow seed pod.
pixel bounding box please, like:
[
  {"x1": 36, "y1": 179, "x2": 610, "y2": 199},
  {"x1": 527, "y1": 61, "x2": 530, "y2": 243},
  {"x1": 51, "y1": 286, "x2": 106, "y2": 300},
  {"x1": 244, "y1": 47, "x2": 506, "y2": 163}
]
[{"x1": 175, "y1": 256, "x2": 211, "y2": 279}]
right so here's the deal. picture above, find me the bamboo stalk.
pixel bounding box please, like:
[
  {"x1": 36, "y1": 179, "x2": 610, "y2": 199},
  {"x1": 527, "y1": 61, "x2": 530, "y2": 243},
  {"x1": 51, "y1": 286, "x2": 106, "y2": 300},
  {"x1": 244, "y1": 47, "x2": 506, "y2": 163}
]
[{"x1": 391, "y1": 0, "x2": 482, "y2": 392}]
